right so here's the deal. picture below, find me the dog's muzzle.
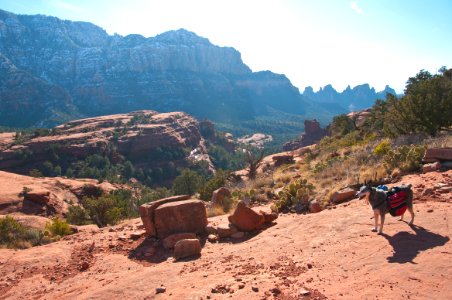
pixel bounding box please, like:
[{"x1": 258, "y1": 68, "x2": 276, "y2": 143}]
[{"x1": 356, "y1": 191, "x2": 367, "y2": 199}]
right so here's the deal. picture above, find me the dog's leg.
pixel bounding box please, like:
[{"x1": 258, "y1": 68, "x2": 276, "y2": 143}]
[
  {"x1": 379, "y1": 213, "x2": 385, "y2": 234},
  {"x1": 399, "y1": 212, "x2": 404, "y2": 221},
  {"x1": 408, "y1": 206, "x2": 415, "y2": 225},
  {"x1": 372, "y1": 210, "x2": 379, "y2": 232}
]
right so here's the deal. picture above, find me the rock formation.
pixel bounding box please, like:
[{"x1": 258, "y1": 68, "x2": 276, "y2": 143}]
[
  {"x1": 283, "y1": 119, "x2": 328, "y2": 151},
  {"x1": 303, "y1": 84, "x2": 396, "y2": 114},
  {"x1": 0, "y1": 110, "x2": 213, "y2": 181},
  {"x1": 139, "y1": 195, "x2": 207, "y2": 238},
  {"x1": 0, "y1": 170, "x2": 119, "y2": 216},
  {"x1": 0, "y1": 9, "x2": 312, "y2": 128}
]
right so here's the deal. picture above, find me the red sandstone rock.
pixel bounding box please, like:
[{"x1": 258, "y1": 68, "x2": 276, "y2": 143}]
[
  {"x1": 228, "y1": 201, "x2": 265, "y2": 232},
  {"x1": 139, "y1": 195, "x2": 191, "y2": 236},
  {"x1": 153, "y1": 199, "x2": 207, "y2": 238},
  {"x1": 163, "y1": 233, "x2": 197, "y2": 249},
  {"x1": 173, "y1": 239, "x2": 202, "y2": 260},
  {"x1": 211, "y1": 187, "x2": 231, "y2": 208},
  {"x1": 217, "y1": 223, "x2": 238, "y2": 238},
  {"x1": 423, "y1": 148, "x2": 452, "y2": 162},
  {"x1": 309, "y1": 200, "x2": 323, "y2": 213},
  {"x1": 330, "y1": 188, "x2": 356, "y2": 204},
  {"x1": 23, "y1": 189, "x2": 50, "y2": 204},
  {"x1": 423, "y1": 162, "x2": 442, "y2": 173}
]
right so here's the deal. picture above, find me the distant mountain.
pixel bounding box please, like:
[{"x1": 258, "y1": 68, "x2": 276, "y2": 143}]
[
  {"x1": 303, "y1": 84, "x2": 396, "y2": 114},
  {"x1": 0, "y1": 9, "x2": 317, "y2": 128}
]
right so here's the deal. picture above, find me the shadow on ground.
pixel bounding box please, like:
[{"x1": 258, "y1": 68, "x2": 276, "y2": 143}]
[{"x1": 382, "y1": 224, "x2": 449, "y2": 264}]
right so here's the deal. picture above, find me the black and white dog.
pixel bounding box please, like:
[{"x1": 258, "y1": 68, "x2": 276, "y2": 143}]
[{"x1": 357, "y1": 184, "x2": 414, "y2": 234}]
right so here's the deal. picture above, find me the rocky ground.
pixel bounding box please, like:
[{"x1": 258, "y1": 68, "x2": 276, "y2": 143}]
[{"x1": 0, "y1": 171, "x2": 450, "y2": 300}]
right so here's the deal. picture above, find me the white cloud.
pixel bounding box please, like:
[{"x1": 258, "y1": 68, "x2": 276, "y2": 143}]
[{"x1": 351, "y1": 1, "x2": 364, "y2": 14}]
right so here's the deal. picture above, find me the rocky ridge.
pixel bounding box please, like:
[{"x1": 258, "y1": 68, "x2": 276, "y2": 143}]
[
  {"x1": 0, "y1": 170, "x2": 120, "y2": 216},
  {"x1": 0, "y1": 110, "x2": 213, "y2": 183},
  {"x1": 0, "y1": 9, "x2": 311, "y2": 127}
]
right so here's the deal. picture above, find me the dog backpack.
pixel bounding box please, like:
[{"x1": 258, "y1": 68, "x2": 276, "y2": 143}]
[{"x1": 387, "y1": 187, "x2": 408, "y2": 217}]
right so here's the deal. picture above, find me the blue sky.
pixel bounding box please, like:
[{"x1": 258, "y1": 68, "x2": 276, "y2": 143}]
[{"x1": 1, "y1": 0, "x2": 451, "y2": 93}]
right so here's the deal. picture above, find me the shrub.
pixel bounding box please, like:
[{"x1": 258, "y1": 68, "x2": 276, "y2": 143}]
[
  {"x1": 383, "y1": 144, "x2": 426, "y2": 172},
  {"x1": 373, "y1": 139, "x2": 391, "y2": 157},
  {"x1": 0, "y1": 216, "x2": 26, "y2": 247},
  {"x1": 274, "y1": 178, "x2": 315, "y2": 213},
  {"x1": 198, "y1": 170, "x2": 228, "y2": 201},
  {"x1": 45, "y1": 217, "x2": 72, "y2": 237},
  {"x1": 66, "y1": 205, "x2": 90, "y2": 225},
  {"x1": 172, "y1": 169, "x2": 204, "y2": 196},
  {"x1": 0, "y1": 216, "x2": 51, "y2": 249},
  {"x1": 82, "y1": 195, "x2": 123, "y2": 227}
]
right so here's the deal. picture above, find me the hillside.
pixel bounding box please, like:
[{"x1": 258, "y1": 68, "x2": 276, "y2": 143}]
[
  {"x1": 0, "y1": 171, "x2": 450, "y2": 299},
  {"x1": 0, "y1": 110, "x2": 214, "y2": 186},
  {"x1": 0, "y1": 9, "x2": 323, "y2": 129}
]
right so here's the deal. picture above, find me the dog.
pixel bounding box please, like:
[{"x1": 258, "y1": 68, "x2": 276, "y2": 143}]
[{"x1": 357, "y1": 184, "x2": 414, "y2": 234}]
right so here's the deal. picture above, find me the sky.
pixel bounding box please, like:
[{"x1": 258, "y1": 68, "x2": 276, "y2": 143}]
[{"x1": 1, "y1": 0, "x2": 451, "y2": 93}]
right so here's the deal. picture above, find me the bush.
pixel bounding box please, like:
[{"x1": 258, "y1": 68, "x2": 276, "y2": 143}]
[
  {"x1": 45, "y1": 217, "x2": 72, "y2": 237},
  {"x1": 373, "y1": 139, "x2": 391, "y2": 157},
  {"x1": 172, "y1": 169, "x2": 204, "y2": 196},
  {"x1": 82, "y1": 195, "x2": 123, "y2": 227},
  {"x1": 66, "y1": 205, "x2": 90, "y2": 225},
  {"x1": 0, "y1": 216, "x2": 26, "y2": 247},
  {"x1": 383, "y1": 144, "x2": 426, "y2": 172},
  {"x1": 0, "y1": 216, "x2": 51, "y2": 249},
  {"x1": 274, "y1": 178, "x2": 315, "y2": 213},
  {"x1": 198, "y1": 170, "x2": 228, "y2": 201}
]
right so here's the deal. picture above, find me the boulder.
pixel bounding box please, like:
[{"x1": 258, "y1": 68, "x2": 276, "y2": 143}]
[
  {"x1": 154, "y1": 199, "x2": 207, "y2": 239},
  {"x1": 23, "y1": 189, "x2": 50, "y2": 204},
  {"x1": 173, "y1": 239, "x2": 202, "y2": 260},
  {"x1": 309, "y1": 200, "x2": 323, "y2": 213},
  {"x1": 423, "y1": 148, "x2": 452, "y2": 162},
  {"x1": 211, "y1": 187, "x2": 231, "y2": 208},
  {"x1": 163, "y1": 233, "x2": 197, "y2": 249},
  {"x1": 207, "y1": 234, "x2": 218, "y2": 243},
  {"x1": 217, "y1": 223, "x2": 238, "y2": 238},
  {"x1": 228, "y1": 201, "x2": 265, "y2": 232},
  {"x1": 205, "y1": 224, "x2": 218, "y2": 235},
  {"x1": 330, "y1": 188, "x2": 356, "y2": 204},
  {"x1": 130, "y1": 230, "x2": 146, "y2": 240},
  {"x1": 139, "y1": 195, "x2": 191, "y2": 236},
  {"x1": 422, "y1": 162, "x2": 441, "y2": 173},
  {"x1": 260, "y1": 211, "x2": 278, "y2": 224}
]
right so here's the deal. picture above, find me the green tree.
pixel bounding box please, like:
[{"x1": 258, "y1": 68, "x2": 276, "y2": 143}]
[
  {"x1": 385, "y1": 68, "x2": 452, "y2": 136},
  {"x1": 82, "y1": 196, "x2": 122, "y2": 227},
  {"x1": 172, "y1": 169, "x2": 204, "y2": 196},
  {"x1": 330, "y1": 114, "x2": 356, "y2": 137},
  {"x1": 198, "y1": 169, "x2": 228, "y2": 201}
]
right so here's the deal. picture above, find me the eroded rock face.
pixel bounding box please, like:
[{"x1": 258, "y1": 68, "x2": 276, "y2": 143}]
[
  {"x1": 0, "y1": 170, "x2": 119, "y2": 216},
  {"x1": 0, "y1": 9, "x2": 311, "y2": 127},
  {"x1": 0, "y1": 111, "x2": 213, "y2": 177},
  {"x1": 283, "y1": 120, "x2": 328, "y2": 151}
]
